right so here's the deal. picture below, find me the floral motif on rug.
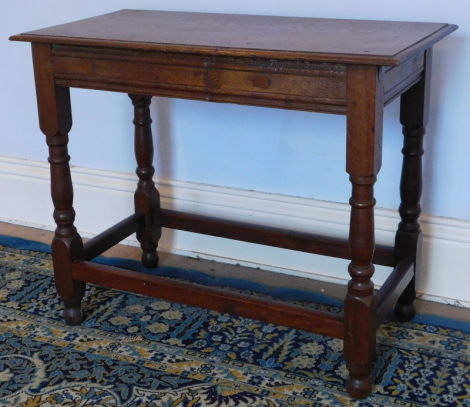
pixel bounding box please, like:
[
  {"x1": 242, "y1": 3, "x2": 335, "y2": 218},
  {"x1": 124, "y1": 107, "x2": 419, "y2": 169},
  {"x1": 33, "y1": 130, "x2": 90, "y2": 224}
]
[{"x1": 0, "y1": 238, "x2": 469, "y2": 406}]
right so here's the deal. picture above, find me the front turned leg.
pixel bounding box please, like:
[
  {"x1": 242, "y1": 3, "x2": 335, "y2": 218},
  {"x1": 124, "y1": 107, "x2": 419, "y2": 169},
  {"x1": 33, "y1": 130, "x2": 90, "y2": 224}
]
[
  {"x1": 48, "y1": 127, "x2": 86, "y2": 326},
  {"x1": 344, "y1": 64, "x2": 383, "y2": 399},
  {"x1": 129, "y1": 94, "x2": 162, "y2": 268},
  {"x1": 32, "y1": 44, "x2": 85, "y2": 325},
  {"x1": 344, "y1": 175, "x2": 378, "y2": 399},
  {"x1": 394, "y1": 49, "x2": 431, "y2": 322}
]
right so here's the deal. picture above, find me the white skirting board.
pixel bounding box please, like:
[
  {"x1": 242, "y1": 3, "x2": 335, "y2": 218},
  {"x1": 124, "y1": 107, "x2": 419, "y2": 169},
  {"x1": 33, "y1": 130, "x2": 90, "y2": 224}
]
[{"x1": 1, "y1": 155, "x2": 469, "y2": 308}]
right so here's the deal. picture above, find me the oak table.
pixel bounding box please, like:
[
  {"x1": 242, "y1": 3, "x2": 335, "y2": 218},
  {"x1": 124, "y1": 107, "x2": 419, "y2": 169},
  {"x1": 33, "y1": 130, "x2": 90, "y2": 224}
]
[{"x1": 10, "y1": 10, "x2": 457, "y2": 399}]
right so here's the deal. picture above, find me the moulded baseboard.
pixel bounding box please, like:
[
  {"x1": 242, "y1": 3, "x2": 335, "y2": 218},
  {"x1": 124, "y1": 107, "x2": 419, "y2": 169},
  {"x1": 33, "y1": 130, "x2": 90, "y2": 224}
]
[{"x1": 1, "y1": 155, "x2": 469, "y2": 307}]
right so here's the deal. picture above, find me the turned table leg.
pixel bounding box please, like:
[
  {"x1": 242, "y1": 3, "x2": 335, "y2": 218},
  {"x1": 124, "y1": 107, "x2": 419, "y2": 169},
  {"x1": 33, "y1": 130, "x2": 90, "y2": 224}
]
[
  {"x1": 32, "y1": 43, "x2": 86, "y2": 325},
  {"x1": 394, "y1": 49, "x2": 432, "y2": 321},
  {"x1": 129, "y1": 94, "x2": 162, "y2": 268},
  {"x1": 344, "y1": 65, "x2": 383, "y2": 399},
  {"x1": 49, "y1": 121, "x2": 86, "y2": 325},
  {"x1": 345, "y1": 175, "x2": 378, "y2": 398}
]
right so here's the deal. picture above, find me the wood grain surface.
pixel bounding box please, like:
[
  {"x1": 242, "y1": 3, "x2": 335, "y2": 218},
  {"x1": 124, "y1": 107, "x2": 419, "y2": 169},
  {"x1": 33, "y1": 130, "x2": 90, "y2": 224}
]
[{"x1": 10, "y1": 10, "x2": 457, "y2": 65}]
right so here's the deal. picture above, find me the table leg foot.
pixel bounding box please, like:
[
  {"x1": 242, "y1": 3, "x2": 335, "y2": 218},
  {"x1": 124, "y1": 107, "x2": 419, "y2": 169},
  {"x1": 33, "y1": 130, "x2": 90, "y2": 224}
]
[
  {"x1": 394, "y1": 301, "x2": 416, "y2": 322},
  {"x1": 394, "y1": 282, "x2": 417, "y2": 322},
  {"x1": 63, "y1": 304, "x2": 83, "y2": 326},
  {"x1": 346, "y1": 374, "x2": 372, "y2": 399},
  {"x1": 142, "y1": 250, "x2": 159, "y2": 268},
  {"x1": 53, "y1": 236, "x2": 86, "y2": 326}
]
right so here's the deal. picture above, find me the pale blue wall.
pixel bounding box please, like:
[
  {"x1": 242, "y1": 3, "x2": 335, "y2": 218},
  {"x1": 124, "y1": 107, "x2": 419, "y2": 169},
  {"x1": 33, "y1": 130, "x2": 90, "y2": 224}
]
[{"x1": 1, "y1": 0, "x2": 467, "y2": 218}]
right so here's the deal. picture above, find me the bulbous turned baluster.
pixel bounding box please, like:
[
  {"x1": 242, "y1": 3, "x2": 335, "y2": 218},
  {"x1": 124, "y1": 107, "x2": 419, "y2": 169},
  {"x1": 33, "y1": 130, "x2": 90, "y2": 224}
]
[
  {"x1": 344, "y1": 175, "x2": 378, "y2": 398},
  {"x1": 129, "y1": 94, "x2": 162, "y2": 268},
  {"x1": 344, "y1": 64, "x2": 383, "y2": 399},
  {"x1": 48, "y1": 133, "x2": 86, "y2": 325},
  {"x1": 394, "y1": 48, "x2": 431, "y2": 322},
  {"x1": 394, "y1": 125, "x2": 425, "y2": 321},
  {"x1": 32, "y1": 44, "x2": 86, "y2": 326}
]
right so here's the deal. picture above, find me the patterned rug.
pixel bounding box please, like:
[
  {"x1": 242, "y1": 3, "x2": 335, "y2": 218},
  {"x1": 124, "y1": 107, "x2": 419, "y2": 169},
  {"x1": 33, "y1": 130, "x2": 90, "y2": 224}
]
[{"x1": 0, "y1": 235, "x2": 469, "y2": 407}]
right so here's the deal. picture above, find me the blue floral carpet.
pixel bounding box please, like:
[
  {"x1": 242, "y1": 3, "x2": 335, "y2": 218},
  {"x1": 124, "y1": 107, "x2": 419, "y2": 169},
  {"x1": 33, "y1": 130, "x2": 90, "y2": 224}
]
[{"x1": 0, "y1": 235, "x2": 469, "y2": 407}]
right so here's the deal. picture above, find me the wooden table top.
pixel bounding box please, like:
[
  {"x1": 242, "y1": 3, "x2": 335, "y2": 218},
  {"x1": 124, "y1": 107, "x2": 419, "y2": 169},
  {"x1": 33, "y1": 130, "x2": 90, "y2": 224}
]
[{"x1": 10, "y1": 10, "x2": 457, "y2": 66}]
